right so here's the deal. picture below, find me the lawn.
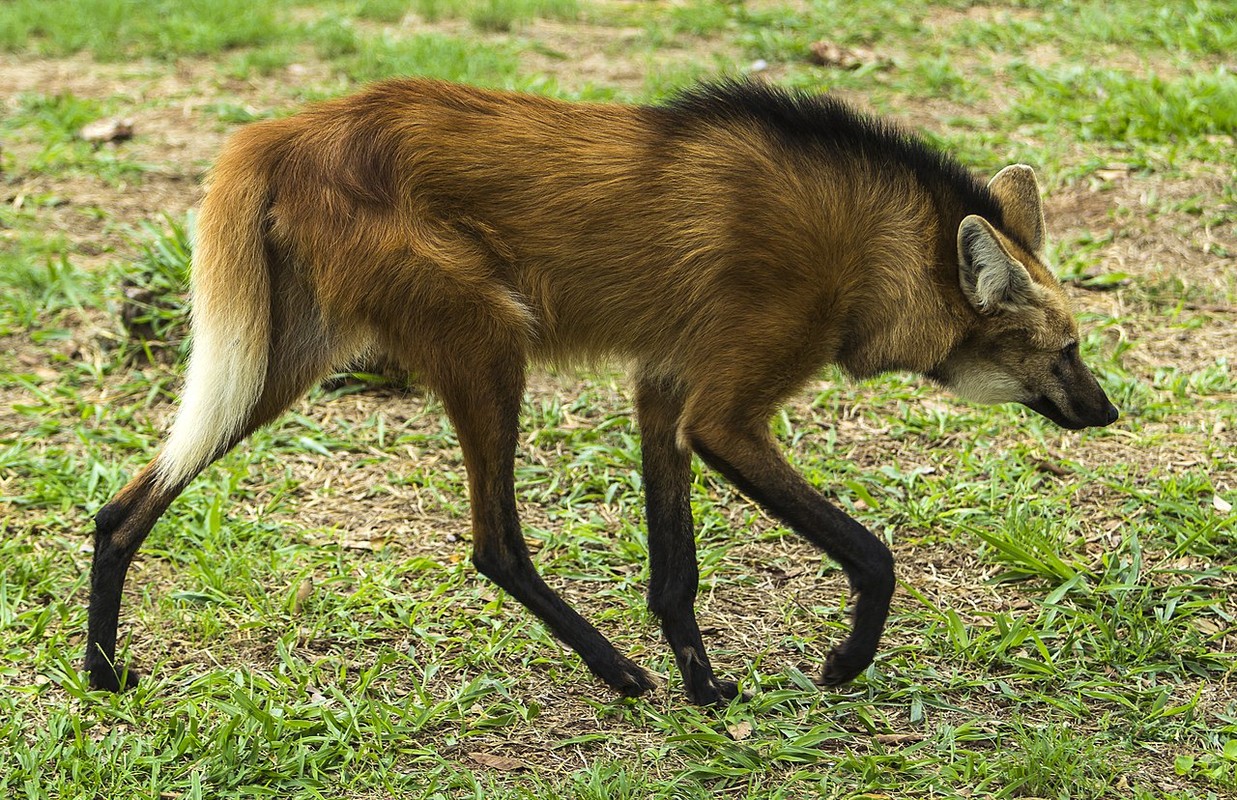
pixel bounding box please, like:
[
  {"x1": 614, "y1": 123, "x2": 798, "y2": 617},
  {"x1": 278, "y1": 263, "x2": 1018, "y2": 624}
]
[{"x1": 1, "y1": 0, "x2": 1235, "y2": 797}]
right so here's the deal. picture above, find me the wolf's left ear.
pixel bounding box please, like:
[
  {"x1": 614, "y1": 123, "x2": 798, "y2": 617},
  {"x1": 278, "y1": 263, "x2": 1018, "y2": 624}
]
[
  {"x1": 958, "y1": 215, "x2": 1036, "y2": 314},
  {"x1": 988, "y1": 164, "x2": 1046, "y2": 255}
]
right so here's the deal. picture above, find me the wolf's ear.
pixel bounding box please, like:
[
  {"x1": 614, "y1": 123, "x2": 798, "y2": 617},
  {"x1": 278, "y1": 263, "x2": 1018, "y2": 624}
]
[
  {"x1": 958, "y1": 215, "x2": 1036, "y2": 314},
  {"x1": 988, "y1": 164, "x2": 1045, "y2": 255}
]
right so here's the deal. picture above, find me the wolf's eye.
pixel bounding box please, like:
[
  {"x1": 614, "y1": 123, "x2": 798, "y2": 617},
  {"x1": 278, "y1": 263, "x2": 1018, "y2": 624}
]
[{"x1": 1060, "y1": 342, "x2": 1078, "y2": 358}]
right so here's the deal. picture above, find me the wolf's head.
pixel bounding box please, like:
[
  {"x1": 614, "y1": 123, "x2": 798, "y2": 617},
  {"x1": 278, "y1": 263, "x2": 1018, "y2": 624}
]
[{"x1": 930, "y1": 165, "x2": 1118, "y2": 430}]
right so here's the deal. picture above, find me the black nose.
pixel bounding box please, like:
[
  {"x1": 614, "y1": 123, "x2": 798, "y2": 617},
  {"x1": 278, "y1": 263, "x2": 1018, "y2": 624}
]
[{"x1": 1104, "y1": 402, "x2": 1119, "y2": 426}]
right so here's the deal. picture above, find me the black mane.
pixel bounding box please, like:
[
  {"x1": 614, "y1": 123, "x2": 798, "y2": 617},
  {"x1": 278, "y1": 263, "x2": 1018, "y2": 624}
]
[{"x1": 656, "y1": 80, "x2": 1007, "y2": 232}]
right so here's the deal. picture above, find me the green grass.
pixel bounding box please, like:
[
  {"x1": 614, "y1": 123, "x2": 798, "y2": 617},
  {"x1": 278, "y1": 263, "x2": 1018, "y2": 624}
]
[
  {"x1": 1, "y1": 0, "x2": 1235, "y2": 798},
  {"x1": 412, "y1": 0, "x2": 582, "y2": 32},
  {"x1": 2, "y1": 92, "x2": 150, "y2": 184},
  {"x1": 1013, "y1": 65, "x2": 1237, "y2": 143},
  {"x1": 338, "y1": 33, "x2": 520, "y2": 85},
  {"x1": 0, "y1": 0, "x2": 287, "y2": 60}
]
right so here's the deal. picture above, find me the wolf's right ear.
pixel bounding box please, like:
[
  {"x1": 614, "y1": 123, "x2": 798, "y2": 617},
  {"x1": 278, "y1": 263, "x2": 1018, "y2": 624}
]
[
  {"x1": 988, "y1": 164, "x2": 1046, "y2": 255},
  {"x1": 957, "y1": 215, "x2": 1035, "y2": 314}
]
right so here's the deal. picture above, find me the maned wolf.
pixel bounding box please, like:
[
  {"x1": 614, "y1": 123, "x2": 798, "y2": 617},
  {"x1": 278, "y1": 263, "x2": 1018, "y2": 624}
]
[{"x1": 87, "y1": 79, "x2": 1118, "y2": 705}]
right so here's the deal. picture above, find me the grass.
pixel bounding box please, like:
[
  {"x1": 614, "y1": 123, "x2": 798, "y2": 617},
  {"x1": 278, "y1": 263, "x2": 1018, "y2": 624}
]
[
  {"x1": 0, "y1": 0, "x2": 285, "y2": 60},
  {"x1": 1, "y1": 0, "x2": 1235, "y2": 798},
  {"x1": 2, "y1": 92, "x2": 148, "y2": 184},
  {"x1": 1013, "y1": 65, "x2": 1237, "y2": 143},
  {"x1": 412, "y1": 0, "x2": 582, "y2": 32}
]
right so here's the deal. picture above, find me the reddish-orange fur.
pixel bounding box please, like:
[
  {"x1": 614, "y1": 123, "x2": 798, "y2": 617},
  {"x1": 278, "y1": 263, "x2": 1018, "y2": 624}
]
[
  {"x1": 86, "y1": 79, "x2": 1116, "y2": 702},
  {"x1": 219, "y1": 81, "x2": 973, "y2": 390}
]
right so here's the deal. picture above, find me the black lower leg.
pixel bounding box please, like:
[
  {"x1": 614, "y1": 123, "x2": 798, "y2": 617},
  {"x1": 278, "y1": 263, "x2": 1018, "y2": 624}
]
[
  {"x1": 474, "y1": 543, "x2": 654, "y2": 697},
  {"x1": 86, "y1": 531, "x2": 141, "y2": 691},
  {"x1": 692, "y1": 434, "x2": 894, "y2": 686},
  {"x1": 85, "y1": 467, "x2": 177, "y2": 691},
  {"x1": 637, "y1": 378, "x2": 738, "y2": 705},
  {"x1": 646, "y1": 509, "x2": 738, "y2": 705},
  {"x1": 442, "y1": 359, "x2": 653, "y2": 698}
]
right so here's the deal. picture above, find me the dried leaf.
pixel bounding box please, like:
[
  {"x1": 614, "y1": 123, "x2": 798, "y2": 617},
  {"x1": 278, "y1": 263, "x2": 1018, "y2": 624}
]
[
  {"x1": 874, "y1": 732, "x2": 924, "y2": 744},
  {"x1": 338, "y1": 528, "x2": 388, "y2": 551},
  {"x1": 727, "y1": 720, "x2": 753, "y2": 740},
  {"x1": 808, "y1": 40, "x2": 883, "y2": 70},
  {"x1": 468, "y1": 752, "x2": 526, "y2": 771},
  {"x1": 1094, "y1": 164, "x2": 1131, "y2": 181},
  {"x1": 1213, "y1": 494, "x2": 1232, "y2": 514},
  {"x1": 80, "y1": 118, "x2": 134, "y2": 143},
  {"x1": 292, "y1": 577, "x2": 313, "y2": 614},
  {"x1": 1033, "y1": 458, "x2": 1071, "y2": 478},
  {"x1": 1195, "y1": 617, "x2": 1223, "y2": 636}
]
